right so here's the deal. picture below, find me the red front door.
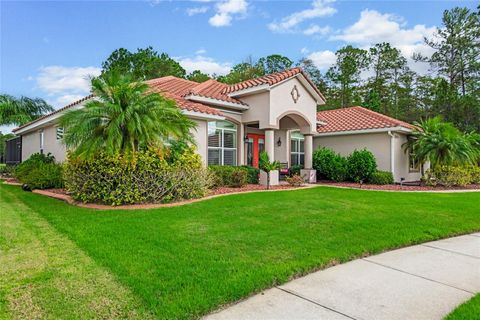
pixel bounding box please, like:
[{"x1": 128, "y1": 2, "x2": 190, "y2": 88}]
[{"x1": 246, "y1": 134, "x2": 265, "y2": 168}]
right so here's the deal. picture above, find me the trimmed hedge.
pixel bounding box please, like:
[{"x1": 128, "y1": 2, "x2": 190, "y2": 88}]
[
  {"x1": 423, "y1": 165, "x2": 480, "y2": 187},
  {"x1": 313, "y1": 148, "x2": 347, "y2": 181},
  {"x1": 14, "y1": 153, "x2": 64, "y2": 189},
  {"x1": 64, "y1": 148, "x2": 210, "y2": 205},
  {"x1": 368, "y1": 170, "x2": 394, "y2": 185},
  {"x1": 347, "y1": 149, "x2": 377, "y2": 182},
  {"x1": 240, "y1": 165, "x2": 260, "y2": 184},
  {"x1": 209, "y1": 165, "x2": 249, "y2": 188}
]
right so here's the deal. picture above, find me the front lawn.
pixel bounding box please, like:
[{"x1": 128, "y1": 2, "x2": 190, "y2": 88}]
[
  {"x1": 1, "y1": 184, "x2": 479, "y2": 319},
  {"x1": 446, "y1": 294, "x2": 480, "y2": 320}
]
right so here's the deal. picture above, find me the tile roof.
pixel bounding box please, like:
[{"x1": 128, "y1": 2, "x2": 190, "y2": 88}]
[
  {"x1": 222, "y1": 67, "x2": 326, "y2": 101},
  {"x1": 13, "y1": 95, "x2": 94, "y2": 132},
  {"x1": 316, "y1": 106, "x2": 414, "y2": 134},
  {"x1": 184, "y1": 79, "x2": 247, "y2": 105}
]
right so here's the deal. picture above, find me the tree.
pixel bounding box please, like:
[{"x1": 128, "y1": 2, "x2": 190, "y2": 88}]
[
  {"x1": 187, "y1": 70, "x2": 211, "y2": 83},
  {"x1": 296, "y1": 58, "x2": 328, "y2": 94},
  {"x1": 0, "y1": 94, "x2": 54, "y2": 126},
  {"x1": 403, "y1": 117, "x2": 479, "y2": 169},
  {"x1": 326, "y1": 46, "x2": 370, "y2": 108},
  {"x1": 259, "y1": 151, "x2": 280, "y2": 190},
  {"x1": 0, "y1": 132, "x2": 15, "y2": 163},
  {"x1": 59, "y1": 72, "x2": 195, "y2": 159},
  {"x1": 217, "y1": 56, "x2": 265, "y2": 84},
  {"x1": 100, "y1": 47, "x2": 186, "y2": 81},
  {"x1": 257, "y1": 54, "x2": 293, "y2": 74}
]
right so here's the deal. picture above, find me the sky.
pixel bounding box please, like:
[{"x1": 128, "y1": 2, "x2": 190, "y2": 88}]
[{"x1": 1, "y1": 0, "x2": 478, "y2": 133}]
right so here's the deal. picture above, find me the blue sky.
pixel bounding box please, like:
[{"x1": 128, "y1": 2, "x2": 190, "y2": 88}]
[{"x1": 1, "y1": 0, "x2": 477, "y2": 132}]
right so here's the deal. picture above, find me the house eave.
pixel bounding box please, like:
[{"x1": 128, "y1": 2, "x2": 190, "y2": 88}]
[
  {"x1": 315, "y1": 126, "x2": 412, "y2": 137},
  {"x1": 182, "y1": 110, "x2": 225, "y2": 121},
  {"x1": 226, "y1": 84, "x2": 270, "y2": 98},
  {"x1": 184, "y1": 94, "x2": 249, "y2": 111}
]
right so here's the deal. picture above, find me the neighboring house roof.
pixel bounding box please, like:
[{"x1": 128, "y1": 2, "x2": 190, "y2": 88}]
[
  {"x1": 222, "y1": 67, "x2": 326, "y2": 102},
  {"x1": 316, "y1": 106, "x2": 414, "y2": 135}
]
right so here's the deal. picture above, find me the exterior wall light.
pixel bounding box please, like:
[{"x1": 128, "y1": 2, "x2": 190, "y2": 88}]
[{"x1": 277, "y1": 137, "x2": 282, "y2": 147}]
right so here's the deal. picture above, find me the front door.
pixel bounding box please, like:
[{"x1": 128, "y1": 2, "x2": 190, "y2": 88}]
[{"x1": 246, "y1": 133, "x2": 265, "y2": 168}]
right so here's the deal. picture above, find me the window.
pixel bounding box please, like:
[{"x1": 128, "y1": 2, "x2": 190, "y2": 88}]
[
  {"x1": 56, "y1": 127, "x2": 64, "y2": 140},
  {"x1": 409, "y1": 149, "x2": 420, "y2": 172},
  {"x1": 39, "y1": 129, "x2": 44, "y2": 153},
  {"x1": 208, "y1": 120, "x2": 237, "y2": 166},
  {"x1": 290, "y1": 132, "x2": 304, "y2": 167}
]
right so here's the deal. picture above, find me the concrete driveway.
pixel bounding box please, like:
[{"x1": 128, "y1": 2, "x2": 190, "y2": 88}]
[{"x1": 205, "y1": 233, "x2": 480, "y2": 320}]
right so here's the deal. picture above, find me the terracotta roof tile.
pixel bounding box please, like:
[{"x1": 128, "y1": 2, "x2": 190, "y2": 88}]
[
  {"x1": 222, "y1": 67, "x2": 326, "y2": 101},
  {"x1": 185, "y1": 79, "x2": 247, "y2": 105},
  {"x1": 316, "y1": 106, "x2": 414, "y2": 134}
]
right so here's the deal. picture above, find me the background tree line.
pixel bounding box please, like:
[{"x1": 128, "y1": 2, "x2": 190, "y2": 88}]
[{"x1": 98, "y1": 6, "x2": 479, "y2": 133}]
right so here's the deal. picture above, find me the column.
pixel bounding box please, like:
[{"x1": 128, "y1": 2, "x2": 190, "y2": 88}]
[
  {"x1": 264, "y1": 129, "x2": 275, "y2": 161},
  {"x1": 304, "y1": 134, "x2": 313, "y2": 169},
  {"x1": 301, "y1": 134, "x2": 316, "y2": 183}
]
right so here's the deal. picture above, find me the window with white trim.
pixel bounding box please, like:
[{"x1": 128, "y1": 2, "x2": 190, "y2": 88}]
[
  {"x1": 56, "y1": 127, "x2": 64, "y2": 140},
  {"x1": 409, "y1": 149, "x2": 420, "y2": 172},
  {"x1": 39, "y1": 129, "x2": 44, "y2": 153},
  {"x1": 208, "y1": 120, "x2": 237, "y2": 166},
  {"x1": 290, "y1": 132, "x2": 304, "y2": 167}
]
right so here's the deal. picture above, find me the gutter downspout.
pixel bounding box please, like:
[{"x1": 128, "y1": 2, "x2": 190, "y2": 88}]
[{"x1": 388, "y1": 131, "x2": 395, "y2": 181}]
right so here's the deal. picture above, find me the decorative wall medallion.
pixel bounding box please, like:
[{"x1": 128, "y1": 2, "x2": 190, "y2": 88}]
[{"x1": 291, "y1": 85, "x2": 300, "y2": 103}]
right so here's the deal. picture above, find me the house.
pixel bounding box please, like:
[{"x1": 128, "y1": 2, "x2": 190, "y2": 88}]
[{"x1": 12, "y1": 67, "x2": 423, "y2": 184}]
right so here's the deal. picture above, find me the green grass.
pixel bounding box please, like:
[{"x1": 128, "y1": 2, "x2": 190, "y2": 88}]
[
  {"x1": 1, "y1": 184, "x2": 479, "y2": 319},
  {"x1": 445, "y1": 294, "x2": 480, "y2": 320}
]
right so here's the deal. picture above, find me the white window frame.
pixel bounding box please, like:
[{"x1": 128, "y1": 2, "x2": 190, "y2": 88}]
[
  {"x1": 409, "y1": 149, "x2": 420, "y2": 172},
  {"x1": 208, "y1": 121, "x2": 237, "y2": 166},
  {"x1": 39, "y1": 129, "x2": 44, "y2": 152},
  {"x1": 56, "y1": 126, "x2": 64, "y2": 140},
  {"x1": 290, "y1": 133, "x2": 304, "y2": 167}
]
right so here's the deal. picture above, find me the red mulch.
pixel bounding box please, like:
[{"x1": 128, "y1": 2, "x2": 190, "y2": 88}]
[
  {"x1": 317, "y1": 180, "x2": 480, "y2": 191},
  {"x1": 209, "y1": 184, "x2": 302, "y2": 196}
]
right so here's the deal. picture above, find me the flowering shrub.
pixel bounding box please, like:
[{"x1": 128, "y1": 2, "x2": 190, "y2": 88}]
[
  {"x1": 64, "y1": 148, "x2": 211, "y2": 205},
  {"x1": 423, "y1": 165, "x2": 479, "y2": 187}
]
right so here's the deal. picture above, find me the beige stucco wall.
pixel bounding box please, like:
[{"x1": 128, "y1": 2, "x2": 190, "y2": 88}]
[
  {"x1": 274, "y1": 130, "x2": 288, "y2": 163},
  {"x1": 21, "y1": 124, "x2": 66, "y2": 162},
  {"x1": 269, "y1": 77, "x2": 317, "y2": 134},
  {"x1": 313, "y1": 132, "x2": 423, "y2": 182},
  {"x1": 240, "y1": 91, "x2": 270, "y2": 126},
  {"x1": 191, "y1": 119, "x2": 208, "y2": 165}
]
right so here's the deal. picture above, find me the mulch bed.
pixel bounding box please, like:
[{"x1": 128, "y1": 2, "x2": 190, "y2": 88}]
[{"x1": 317, "y1": 180, "x2": 480, "y2": 191}]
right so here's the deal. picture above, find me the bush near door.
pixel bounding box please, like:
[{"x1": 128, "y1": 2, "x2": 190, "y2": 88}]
[{"x1": 209, "y1": 165, "x2": 249, "y2": 188}]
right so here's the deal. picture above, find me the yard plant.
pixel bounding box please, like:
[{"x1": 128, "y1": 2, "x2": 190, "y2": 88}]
[{"x1": 1, "y1": 184, "x2": 479, "y2": 319}]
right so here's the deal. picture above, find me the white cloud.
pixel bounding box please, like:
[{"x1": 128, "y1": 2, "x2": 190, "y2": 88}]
[
  {"x1": 303, "y1": 24, "x2": 331, "y2": 36},
  {"x1": 300, "y1": 47, "x2": 310, "y2": 55},
  {"x1": 186, "y1": 6, "x2": 209, "y2": 16},
  {"x1": 306, "y1": 50, "x2": 336, "y2": 70},
  {"x1": 208, "y1": 0, "x2": 248, "y2": 27},
  {"x1": 195, "y1": 48, "x2": 207, "y2": 55},
  {"x1": 330, "y1": 9, "x2": 436, "y2": 73},
  {"x1": 268, "y1": 0, "x2": 336, "y2": 33},
  {"x1": 35, "y1": 65, "x2": 100, "y2": 108},
  {"x1": 177, "y1": 55, "x2": 231, "y2": 75}
]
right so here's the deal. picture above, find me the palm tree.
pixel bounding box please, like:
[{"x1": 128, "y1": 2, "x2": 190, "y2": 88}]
[
  {"x1": 403, "y1": 117, "x2": 479, "y2": 169},
  {"x1": 259, "y1": 151, "x2": 281, "y2": 190},
  {"x1": 0, "y1": 95, "x2": 54, "y2": 126},
  {"x1": 59, "y1": 72, "x2": 195, "y2": 159}
]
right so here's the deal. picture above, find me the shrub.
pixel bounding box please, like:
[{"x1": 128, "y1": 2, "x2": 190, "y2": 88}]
[
  {"x1": 14, "y1": 153, "x2": 63, "y2": 189},
  {"x1": 0, "y1": 164, "x2": 15, "y2": 177},
  {"x1": 209, "y1": 165, "x2": 248, "y2": 188},
  {"x1": 469, "y1": 166, "x2": 480, "y2": 184},
  {"x1": 64, "y1": 148, "x2": 210, "y2": 206},
  {"x1": 312, "y1": 148, "x2": 348, "y2": 181},
  {"x1": 285, "y1": 174, "x2": 304, "y2": 187},
  {"x1": 346, "y1": 149, "x2": 377, "y2": 182},
  {"x1": 289, "y1": 164, "x2": 303, "y2": 177},
  {"x1": 240, "y1": 165, "x2": 259, "y2": 184},
  {"x1": 368, "y1": 170, "x2": 394, "y2": 185},
  {"x1": 423, "y1": 166, "x2": 473, "y2": 187}
]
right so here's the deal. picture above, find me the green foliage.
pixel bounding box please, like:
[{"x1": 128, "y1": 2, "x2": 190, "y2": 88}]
[
  {"x1": 187, "y1": 70, "x2": 211, "y2": 83},
  {"x1": 289, "y1": 164, "x2": 303, "y2": 177},
  {"x1": 423, "y1": 166, "x2": 472, "y2": 187},
  {"x1": 259, "y1": 152, "x2": 281, "y2": 190},
  {"x1": 257, "y1": 54, "x2": 293, "y2": 74},
  {"x1": 285, "y1": 174, "x2": 304, "y2": 187},
  {"x1": 100, "y1": 47, "x2": 186, "y2": 81},
  {"x1": 312, "y1": 148, "x2": 348, "y2": 181},
  {"x1": 14, "y1": 153, "x2": 63, "y2": 189},
  {"x1": 404, "y1": 117, "x2": 479, "y2": 168},
  {"x1": 368, "y1": 170, "x2": 394, "y2": 185},
  {"x1": 64, "y1": 148, "x2": 210, "y2": 205},
  {"x1": 209, "y1": 165, "x2": 248, "y2": 188},
  {"x1": 0, "y1": 132, "x2": 15, "y2": 162},
  {"x1": 60, "y1": 72, "x2": 195, "y2": 159},
  {"x1": 0, "y1": 94, "x2": 53, "y2": 126},
  {"x1": 347, "y1": 149, "x2": 377, "y2": 182},
  {"x1": 240, "y1": 165, "x2": 260, "y2": 184}
]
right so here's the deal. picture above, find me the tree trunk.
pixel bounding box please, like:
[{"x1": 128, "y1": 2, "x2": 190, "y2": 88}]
[{"x1": 267, "y1": 171, "x2": 270, "y2": 190}]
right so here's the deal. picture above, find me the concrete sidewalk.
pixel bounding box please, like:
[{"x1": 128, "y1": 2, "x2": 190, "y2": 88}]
[{"x1": 205, "y1": 233, "x2": 480, "y2": 320}]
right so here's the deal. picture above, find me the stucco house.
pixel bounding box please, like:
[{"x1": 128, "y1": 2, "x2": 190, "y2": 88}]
[{"x1": 12, "y1": 67, "x2": 423, "y2": 184}]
